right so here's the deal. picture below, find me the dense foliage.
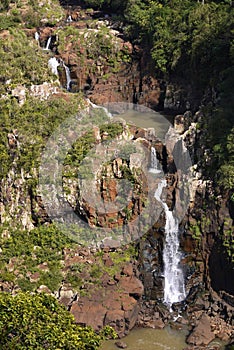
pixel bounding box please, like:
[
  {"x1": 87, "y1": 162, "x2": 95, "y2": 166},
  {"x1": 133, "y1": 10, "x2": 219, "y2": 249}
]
[
  {"x1": 0, "y1": 94, "x2": 84, "y2": 179},
  {"x1": 0, "y1": 29, "x2": 55, "y2": 93},
  {"x1": 0, "y1": 291, "x2": 110, "y2": 349},
  {"x1": 124, "y1": 0, "x2": 233, "y2": 76}
]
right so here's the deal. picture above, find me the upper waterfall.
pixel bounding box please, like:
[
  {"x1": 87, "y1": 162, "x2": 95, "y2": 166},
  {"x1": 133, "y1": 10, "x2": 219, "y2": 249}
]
[{"x1": 44, "y1": 36, "x2": 52, "y2": 50}]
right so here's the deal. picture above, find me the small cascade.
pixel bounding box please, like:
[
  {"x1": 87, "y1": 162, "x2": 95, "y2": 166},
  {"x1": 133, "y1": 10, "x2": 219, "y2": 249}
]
[
  {"x1": 35, "y1": 31, "x2": 40, "y2": 42},
  {"x1": 149, "y1": 147, "x2": 161, "y2": 174},
  {"x1": 87, "y1": 99, "x2": 112, "y2": 118},
  {"x1": 44, "y1": 36, "x2": 52, "y2": 50},
  {"x1": 67, "y1": 15, "x2": 72, "y2": 22},
  {"x1": 154, "y1": 179, "x2": 186, "y2": 308},
  {"x1": 48, "y1": 57, "x2": 60, "y2": 76},
  {"x1": 63, "y1": 62, "x2": 72, "y2": 91}
]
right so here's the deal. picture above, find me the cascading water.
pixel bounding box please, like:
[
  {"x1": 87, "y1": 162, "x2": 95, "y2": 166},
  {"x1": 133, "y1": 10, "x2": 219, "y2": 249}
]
[
  {"x1": 63, "y1": 62, "x2": 72, "y2": 91},
  {"x1": 48, "y1": 57, "x2": 60, "y2": 76},
  {"x1": 154, "y1": 179, "x2": 186, "y2": 308},
  {"x1": 87, "y1": 99, "x2": 113, "y2": 118},
  {"x1": 44, "y1": 36, "x2": 52, "y2": 50},
  {"x1": 149, "y1": 147, "x2": 161, "y2": 174},
  {"x1": 48, "y1": 58, "x2": 71, "y2": 91}
]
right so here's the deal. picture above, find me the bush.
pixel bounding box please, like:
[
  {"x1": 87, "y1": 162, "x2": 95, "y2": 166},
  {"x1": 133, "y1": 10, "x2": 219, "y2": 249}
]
[{"x1": 0, "y1": 291, "x2": 107, "y2": 349}]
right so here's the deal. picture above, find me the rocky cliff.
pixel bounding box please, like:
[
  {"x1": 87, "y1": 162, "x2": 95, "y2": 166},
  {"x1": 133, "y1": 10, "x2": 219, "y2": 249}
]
[{"x1": 0, "y1": 2, "x2": 233, "y2": 348}]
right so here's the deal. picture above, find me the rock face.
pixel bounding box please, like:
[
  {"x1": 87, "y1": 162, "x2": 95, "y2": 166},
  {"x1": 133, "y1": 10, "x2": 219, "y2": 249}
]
[
  {"x1": 137, "y1": 108, "x2": 234, "y2": 345},
  {"x1": 1, "y1": 5, "x2": 233, "y2": 346},
  {"x1": 37, "y1": 12, "x2": 162, "y2": 109}
]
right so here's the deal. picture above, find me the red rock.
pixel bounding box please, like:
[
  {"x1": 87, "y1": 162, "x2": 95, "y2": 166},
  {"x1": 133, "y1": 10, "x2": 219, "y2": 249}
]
[
  {"x1": 118, "y1": 276, "x2": 144, "y2": 298},
  {"x1": 70, "y1": 301, "x2": 106, "y2": 331},
  {"x1": 187, "y1": 314, "x2": 215, "y2": 346},
  {"x1": 122, "y1": 264, "x2": 133, "y2": 277},
  {"x1": 104, "y1": 309, "x2": 125, "y2": 336},
  {"x1": 124, "y1": 303, "x2": 140, "y2": 330},
  {"x1": 121, "y1": 295, "x2": 137, "y2": 311}
]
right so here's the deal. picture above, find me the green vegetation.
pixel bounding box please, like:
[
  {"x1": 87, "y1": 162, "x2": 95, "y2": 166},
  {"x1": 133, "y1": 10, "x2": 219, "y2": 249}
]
[
  {"x1": 0, "y1": 0, "x2": 233, "y2": 339},
  {"x1": 0, "y1": 0, "x2": 64, "y2": 29},
  {"x1": 0, "y1": 291, "x2": 115, "y2": 349},
  {"x1": 74, "y1": 0, "x2": 127, "y2": 12},
  {"x1": 123, "y1": 0, "x2": 233, "y2": 78},
  {"x1": 0, "y1": 29, "x2": 55, "y2": 92},
  {"x1": 0, "y1": 224, "x2": 75, "y2": 292},
  {"x1": 0, "y1": 94, "x2": 84, "y2": 179},
  {"x1": 190, "y1": 222, "x2": 202, "y2": 241},
  {"x1": 97, "y1": 245, "x2": 137, "y2": 278},
  {"x1": 55, "y1": 24, "x2": 131, "y2": 74}
]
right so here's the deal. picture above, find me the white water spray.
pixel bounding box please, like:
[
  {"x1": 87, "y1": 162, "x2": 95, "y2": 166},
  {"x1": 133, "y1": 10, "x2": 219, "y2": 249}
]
[
  {"x1": 149, "y1": 147, "x2": 161, "y2": 174},
  {"x1": 154, "y1": 179, "x2": 186, "y2": 308},
  {"x1": 48, "y1": 57, "x2": 60, "y2": 76}
]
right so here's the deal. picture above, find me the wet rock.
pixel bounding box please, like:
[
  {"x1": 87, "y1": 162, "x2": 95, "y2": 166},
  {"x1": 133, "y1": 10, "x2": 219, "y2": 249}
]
[
  {"x1": 115, "y1": 340, "x2": 127, "y2": 349},
  {"x1": 174, "y1": 115, "x2": 186, "y2": 134}
]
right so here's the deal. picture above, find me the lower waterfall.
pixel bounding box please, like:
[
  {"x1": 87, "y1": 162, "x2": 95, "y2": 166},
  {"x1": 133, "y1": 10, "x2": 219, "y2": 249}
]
[{"x1": 154, "y1": 179, "x2": 186, "y2": 307}]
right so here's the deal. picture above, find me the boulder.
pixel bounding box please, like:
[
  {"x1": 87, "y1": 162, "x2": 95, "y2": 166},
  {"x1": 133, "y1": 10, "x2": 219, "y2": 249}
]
[
  {"x1": 104, "y1": 310, "x2": 125, "y2": 337},
  {"x1": 187, "y1": 314, "x2": 215, "y2": 346},
  {"x1": 70, "y1": 301, "x2": 106, "y2": 331},
  {"x1": 115, "y1": 341, "x2": 128, "y2": 349},
  {"x1": 118, "y1": 276, "x2": 144, "y2": 298}
]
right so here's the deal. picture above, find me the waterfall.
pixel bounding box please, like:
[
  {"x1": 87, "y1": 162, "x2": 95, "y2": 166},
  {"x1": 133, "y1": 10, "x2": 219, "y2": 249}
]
[
  {"x1": 67, "y1": 15, "x2": 72, "y2": 22},
  {"x1": 63, "y1": 62, "x2": 71, "y2": 91},
  {"x1": 48, "y1": 57, "x2": 60, "y2": 76},
  {"x1": 149, "y1": 147, "x2": 161, "y2": 173},
  {"x1": 154, "y1": 179, "x2": 186, "y2": 308},
  {"x1": 48, "y1": 58, "x2": 71, "y2": 90},
  {"x1": 87, "y1": 99, "x2": 112, "y2": 118},
  {"x1": 35, "y1": 31, "x2": 40, "y2": 42},
  {"x1": 44, "y1": 36, "x2": 52, "y2": 50}
]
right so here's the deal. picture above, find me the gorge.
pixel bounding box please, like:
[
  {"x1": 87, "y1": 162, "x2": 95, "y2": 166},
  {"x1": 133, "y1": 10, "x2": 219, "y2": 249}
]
[{"x1": 0, "y1": 0, "x2": 233, "y2": 349}]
